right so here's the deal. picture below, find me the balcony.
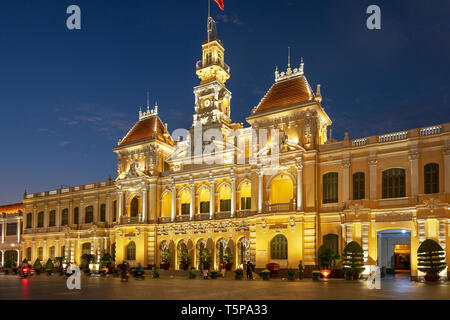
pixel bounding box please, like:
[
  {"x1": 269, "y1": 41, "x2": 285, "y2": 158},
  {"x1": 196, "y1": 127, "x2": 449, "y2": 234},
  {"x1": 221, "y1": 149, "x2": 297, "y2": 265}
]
[
  {"x1": 264, "y1": 203, "x2": 294, "y2": 213},
  {"x1": 196, "y1": 60, "x2": 230, "y2": 73},
  {"x1": 194, "y1": 213, "x2": 211, "y2": 221},
  {"x1": 158, "y1": 217, "x2": 171, "y2": 224},
  {"x1": 120, "y1": 216, "x2": 142, "y2": 225},
  {"x1": 215, "y1": 212, "x2": 231, "y2": 220},
  {"x1": 236, "y1": 210, "x2": 257, "y2": 218},
  {"x1": 175, "y1": 215, "x2": 190, "y2": 223}
]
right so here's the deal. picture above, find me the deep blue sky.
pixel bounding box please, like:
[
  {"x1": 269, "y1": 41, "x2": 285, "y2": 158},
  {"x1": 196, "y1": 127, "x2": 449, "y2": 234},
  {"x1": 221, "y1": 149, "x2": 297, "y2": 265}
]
[{"x1": 0, "y1": 0, "x2": 449, "y2": 204}]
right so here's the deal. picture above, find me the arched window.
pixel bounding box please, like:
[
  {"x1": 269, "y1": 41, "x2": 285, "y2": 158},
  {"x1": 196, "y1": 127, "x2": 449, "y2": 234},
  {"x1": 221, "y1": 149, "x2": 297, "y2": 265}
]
[
  {"x1": 424, "y1": 163, "x2": 439, "y2": 194},
  {"x1": 127, "y1": 241, "x2": 136, "y2": 260},
  {"x1": 240, "y1": 182, "x2": 251, "y2": 210},
  {"x1": 113, "y1": 201, "x2": 117, "y2": 222},
  {"x1": 85, "y1": 206, "x2": 94, "y2": 224},
  {"x1": 61, "y1": 209, "x2": 69, "y2": 226},
  {"x1": 353, "y1": 172, "x2": 365, "y2": 200},
  {"x1": 218, "y1": 185, "x2": 231, "y2": 212},
  {"x1": 382, "y1": 168, "x2": 406, "y2": 199},
  {"x1": 161, "y1": 192, "x2": 172, "y2": 217},
  {"x1": 323, "y1": 234, "x2": 339, "y2": 254},
  {"x1": 38, "y1": 247, "x2": 43, "y2": 260},
  {"x1": 81, "y1": 243, "x2": 91, "y2": 256},
  {"x1": 49, "y1": 246, "x2": 55, "y2": 259},
  {"x1": 216, "y1": 239, "x2": 227, "y2": 266},
  {"x1": 323, "y1": 172, "x2": 338, "y2": 204},
  {"x1": 26, "y1": 213, "x2": 32, "y2": 229},
  {"x1": 37, "y1": 212, "x2": 44, "y2": 228},
  {"x1": 74, "y1": 207, "x2": 79, "y2": 224},
  {"x1": 271, "y1": 234, "x2": 288, "y2": 260},
  {"x1": 49, "y1": 210, "x2": 56, "y2": 227},
  {"x1": 130, "y1": 197, "x2": 139, "y2": 217},
  {"x1": 270, "y1": 174, "x2": 294, "y2": 204},
  {"x1": 100, "y1": 204, "x2": 106, "y2": 222},
  {"x1": 198, "y1": 188, "x2": 210, "y2": 214},
  {"x1": 26, "y1": 247, "x2": 31, "y2": 261}
]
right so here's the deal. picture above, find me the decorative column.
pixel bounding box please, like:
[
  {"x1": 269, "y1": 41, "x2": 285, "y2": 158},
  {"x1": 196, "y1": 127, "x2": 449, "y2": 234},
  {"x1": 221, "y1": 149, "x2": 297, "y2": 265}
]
[
  {"x1": 94, "y1": 197, "x2": 99, "y2": 223},
  {"x1": 368, "y1": 155, "x2": 377, "y2": 200},
  {"x1": 342, "y1": 158, "x2": 351, "y2": 203},
  {"x1": 190, "y1": 183, "x2": 195, "y2": 220},
  {"x1": 106, "y1": 194, "x2": 111, "y2": 226},
  {"x1": 33, "y1": 205, "x2": 37, "y2": 230},
  {"x1": 56, "y1": 240, "x2": 60, "y2": 259},
  {"x1": 1, "y1": 251, "x2": 3, "y2": 267},
  {"x1": 438, "y1": 218, "x2": 447, "y2": 251},
  {"x1": 56, "y1": 201, "x2": 61, "y2": 227},
  {"x1": 444, "y1": 146, "x2": 450, "y2": 193},
  {"x1": 69, "y1": 200, "x2": 73, "y2": 226},
  {"x1": 43, "y1": 240, "x2": 47, "y2": 261},
  {"x1": 296, "y1": 158, "x2": 304, "y2": 211},
  {"x1": 142, "y1": 185, "x2": 148, "y2": 223},
  {"x1": 171, "y1": 185, "x2": 176, "y2": 222},
  {"x1": 258, "y1": 168, "x2": 263, "y2": 213},
  {"x1": 209, "y1": 179, "x2": 215, "y2": 219},
  {"x1": 97, "y1": 238, "x2": 102, "y2": 263},
  {"x1": 16, "y1": 249, "x2": 20, "y2": 266},
  {"x1": 80, "y1": 199, "x2": 84, "y2": 224},
  {"x1": 417, "y1": 219, "x2": 426, "y2": 243},
  {"x1": 118, "y1": 189, "x2": 123, "y2": 222},
  {"x1": 409, "y1": 150, "x2": 419, "y2": 197},
  {"x1": 16, "y1": 217, "x2": 21, "y2": 243},
  {"x1": 361, "y1": 222, "x2": 369, "y2": 263},
  {"x1": 346, "y1": 223, "x2": 353, "y2": 244},
  {"x1": 32, "y1": 241, "x2": 36, "y2": 262},
  {"x1": 1, "y1": 221, "x2": 4, "y2": 244},
  {"x1": 64, "y1": 239, "x2": 69, "y2": 260},
  {"x1": 230, "y1": 175, "x2": 236, "y2": 217},
  {"x1": 44, "y1": 203, "x2": 49, "y2": 229}
]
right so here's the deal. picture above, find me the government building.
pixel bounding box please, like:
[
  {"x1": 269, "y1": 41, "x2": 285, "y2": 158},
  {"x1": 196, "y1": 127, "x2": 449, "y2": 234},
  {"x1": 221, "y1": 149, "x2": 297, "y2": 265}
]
[{"x1": 5, "y1": 17, "x2": 448, "y2": 280}]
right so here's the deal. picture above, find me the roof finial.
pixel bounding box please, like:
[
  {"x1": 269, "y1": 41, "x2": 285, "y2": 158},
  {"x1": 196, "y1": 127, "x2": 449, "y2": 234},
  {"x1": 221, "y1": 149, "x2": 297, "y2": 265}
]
[
  {"x1": 288, "y1": 46, "x2": 291, "y2": 68},
  {"x1": 154, "y1": 101, "x2": 158, "y2": 115},
  {"x1": 275, "y1": 65, "x2": 279, "y2": 81},
  {"x1": 315, "y1": 84, "x2": 322, "y2": 103},
  {"x1": 146, "y1": 91, "x2": 150, "y2": 109},
  {"x1": 299, "y1": 57, "x2": 304, "y2": 75}
]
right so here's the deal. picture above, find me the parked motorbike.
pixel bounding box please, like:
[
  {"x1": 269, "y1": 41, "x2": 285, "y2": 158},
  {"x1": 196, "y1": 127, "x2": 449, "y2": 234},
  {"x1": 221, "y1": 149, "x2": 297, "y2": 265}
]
[
  {"x1": 132, "y1": 270, "x2": 145, "y2": 280},
  {"x1": 20, "y1": 266, "x2": 31, "y2": 278}
]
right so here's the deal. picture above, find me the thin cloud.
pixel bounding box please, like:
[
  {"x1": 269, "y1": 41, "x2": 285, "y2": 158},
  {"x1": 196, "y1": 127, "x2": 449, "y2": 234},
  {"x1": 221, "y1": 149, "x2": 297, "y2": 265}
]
[
  {"x1": 58, "y1": 141, "x2": 71, "y2": 147},
  {"x1": 216, "y1": 13, "x2": 244, "y2": 26}
]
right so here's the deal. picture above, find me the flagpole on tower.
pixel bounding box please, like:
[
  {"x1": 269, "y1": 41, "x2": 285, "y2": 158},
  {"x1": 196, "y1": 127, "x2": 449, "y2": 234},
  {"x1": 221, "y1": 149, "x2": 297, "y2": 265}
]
[{"x1": 207, "y1": 0, "x2": 211, "y2": 43}]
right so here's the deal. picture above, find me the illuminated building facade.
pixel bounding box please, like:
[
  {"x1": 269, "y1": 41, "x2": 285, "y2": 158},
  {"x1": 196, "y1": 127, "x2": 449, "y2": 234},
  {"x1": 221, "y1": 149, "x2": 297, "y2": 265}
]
[
  {"x1": 0, "y1": 203, "x2": 23, "y2": 267},
  {"x1": 21, "y1": 18, "x2": 449, "y2": 280}
]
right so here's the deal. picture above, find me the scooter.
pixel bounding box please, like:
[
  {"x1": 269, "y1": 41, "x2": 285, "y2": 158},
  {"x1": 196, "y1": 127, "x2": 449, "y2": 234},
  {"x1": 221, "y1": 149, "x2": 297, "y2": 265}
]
[
  {"x1": 120, "y1": 271, "x2": 129, "y2": 282},
  {"x1": 133, "y1": 270, "x2": 145, "y2": 280},
  {"x1": 20, "y1": 266, "x2": 31, "y2": 278}
]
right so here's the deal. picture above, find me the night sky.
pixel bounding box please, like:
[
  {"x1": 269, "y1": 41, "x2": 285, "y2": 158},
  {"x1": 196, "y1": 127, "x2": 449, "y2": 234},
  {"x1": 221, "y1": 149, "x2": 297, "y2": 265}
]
[{"x1": 0, "y1": 0, "x2": 449, "y2": 204}]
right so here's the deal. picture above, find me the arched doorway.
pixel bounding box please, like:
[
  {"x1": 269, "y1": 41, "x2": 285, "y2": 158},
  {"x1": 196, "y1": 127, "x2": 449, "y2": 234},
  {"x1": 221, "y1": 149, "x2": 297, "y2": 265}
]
[
  {"x1": 237, "y1": 237, "x2": 250, "y2": 268},
  {"x1": 377, "y1": 229, "x2": 411, "y2": 276}
]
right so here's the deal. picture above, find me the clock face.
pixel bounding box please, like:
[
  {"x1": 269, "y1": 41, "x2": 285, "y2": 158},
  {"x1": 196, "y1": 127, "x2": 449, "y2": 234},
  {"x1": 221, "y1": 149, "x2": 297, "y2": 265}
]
[{"x1": 204, "y1": 99, "x2": 211, "y2": 107}]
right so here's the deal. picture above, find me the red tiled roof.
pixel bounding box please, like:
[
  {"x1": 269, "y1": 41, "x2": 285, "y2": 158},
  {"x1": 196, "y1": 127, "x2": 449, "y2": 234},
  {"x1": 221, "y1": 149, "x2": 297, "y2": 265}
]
[
  {"x1": 253, "y1": 76, "x2": 315, "y2": 114},
  {"x1": 119, "y1": 116, "x2": 174, "y2": 147},
  {"x1": 0, "y1": 203, "x2": 23, "y2": 214}
]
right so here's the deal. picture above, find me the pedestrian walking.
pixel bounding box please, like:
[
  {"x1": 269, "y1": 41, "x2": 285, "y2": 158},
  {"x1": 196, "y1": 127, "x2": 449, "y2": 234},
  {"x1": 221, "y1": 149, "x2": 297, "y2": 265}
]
[
  {"x1": 221, "y1": 263, "x2": 226, "y2": 278},
  {"x1": 298, "y1": 260, "x2": 304, "y2": 280},
  {"x1": 203, "y1": 268, "x2": 209, "y2": 279},
  {"x1": 246, "y1": 261, "x2": 253, "y2": 280}
]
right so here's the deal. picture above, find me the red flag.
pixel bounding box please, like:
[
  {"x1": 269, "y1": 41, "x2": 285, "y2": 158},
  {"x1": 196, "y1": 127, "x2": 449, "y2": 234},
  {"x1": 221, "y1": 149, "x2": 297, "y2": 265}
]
[{"x1": 214, "y1": 0, "x2": 224, "y2": 10}]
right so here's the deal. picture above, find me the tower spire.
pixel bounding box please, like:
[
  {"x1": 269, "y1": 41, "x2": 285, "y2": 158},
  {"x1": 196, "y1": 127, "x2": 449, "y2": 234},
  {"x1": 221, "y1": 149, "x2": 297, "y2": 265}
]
[{"x1": 288, "y1": 46, "x2": 291, "y2": 68}]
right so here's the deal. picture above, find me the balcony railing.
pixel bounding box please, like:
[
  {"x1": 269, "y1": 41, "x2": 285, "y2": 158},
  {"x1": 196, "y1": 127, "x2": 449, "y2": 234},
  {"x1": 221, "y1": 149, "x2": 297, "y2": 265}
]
[
  {"x1": 120, "y1": 216, "x2": 142, "y2": 225},
  {"x1": 215, "y1": 211, "x2": 231, "y2": 219},
  {"x1": 264, "y1": 203, "x2": 294, "y2": 213},
  {"x1": 194, "y1": 213, "x2": 211, "y2": 221},
  {"x1": 158, "y1": 217, "x2": 171, "y2": 224},
  {"x1": 235, "y1": 210, "x2": 257, "y2": 218},
  {"x1": 175, "y1": 215, "x2": 190, "y2": 222}
]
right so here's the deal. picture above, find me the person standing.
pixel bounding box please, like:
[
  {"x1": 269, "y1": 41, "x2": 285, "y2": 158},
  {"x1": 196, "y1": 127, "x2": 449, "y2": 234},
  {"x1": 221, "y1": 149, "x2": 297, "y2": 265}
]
[
  {"x1": 221, "y1": 263, "x2": 226, "y2": 278},
  {"x1": 246, "y1": 261, "x2": 253, "y2": 280},
  {"x1": 298, "y1": 260, "x2": 304, "y2": 280}
]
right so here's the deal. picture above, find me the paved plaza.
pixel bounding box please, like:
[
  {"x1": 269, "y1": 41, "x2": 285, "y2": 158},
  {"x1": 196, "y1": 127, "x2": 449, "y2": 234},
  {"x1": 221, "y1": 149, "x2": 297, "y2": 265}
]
[{"x1": 0, "y1": 272, "x2": 449, "y2": 300}]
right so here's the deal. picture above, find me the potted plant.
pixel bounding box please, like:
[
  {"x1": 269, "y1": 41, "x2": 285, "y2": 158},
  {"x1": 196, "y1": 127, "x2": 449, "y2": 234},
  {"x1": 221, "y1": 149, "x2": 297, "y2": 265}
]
[
  {"x1": 234, "y1": 268, "x2": 244, "y2": 280},
  {"x1": 344, "y1": 270, "x2": 354, "y2": 280},
  {"x1": 4, "y1": 259, "x2": 16, "y2": 275},
  {"x1": 200, "y1": 248, "x2": 212, "y2": 271},
  {"x1": 161, "y1": 249, "x2": 170, "y2": 270},
  {"x1": 342, "y1": 241, "x2": 365, "y2": 280},
  {"x1": 189, "y1": 267, "x2": 197, "y2": 279},
  {"x1": 224, "y1": 247, "x2": 233, "y2": 271},
  {"x1": 45, "y1": 259, "x2": 54, "y2": 275},
  {"x1": 266, "y1": 263, "x2": 280, "y2": 278},
  {"x1": 418, "y1": 239, "x2": 447, "y2": 282},
  {"x1": 287, "y1": 269, "x2": 296, "y2": 281},
  {"x1": 81, "y1": 254, "x2": 95, "y2": 276},
  {"x1": 312, "y1": 270, "x2": 321, "y2": 281},
  {"x1": 33, "y1": 259, "x2": 42, "y2": 275},
  {"x1": 180, "y1": 248, "x2": 191, "y2": 271},
  {"x1": 153, "y1": 268, "x2": 160, "y2": 278},
  {"x1": 318, "y1": 245, "x2": 339, "y2": 279},
  {"x1": 210, "y1": 270, "x2": 220, "y2": 279},
  {"x1": 261, "y1": 269, "x2": 270, "y2": 280}
]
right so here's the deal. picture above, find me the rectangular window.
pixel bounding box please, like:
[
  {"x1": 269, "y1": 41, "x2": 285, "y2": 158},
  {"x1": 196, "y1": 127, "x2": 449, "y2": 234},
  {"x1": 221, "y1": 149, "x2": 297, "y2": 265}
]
[
  {"x1": 353, "y1": 172, "x2": 365, "y2": 200},
  {"x1": 113, "y1": 201, "x2": 117, "y2": 222},
  {"x1": 26, "y1": 247, "x2": 31, "y2": 261},
  {"x1": 241, "y1": 197, "x2": 251, "y2": 210},
  {"x1": 38, "y1": 247, "x2": 43, "y2": 261},
  {"x1": 0, "y1": 224, "x2": 2, "y2": 237},
  {"x1": 50, "y1": 246, "x2": 55, "y2": 260},
  {"x1": 49, "y1": 210, "x2": 56, "y2": 227},
  {"x1": 220, "y1": 199, "x2": 231, "y2": 212},
  {"x1": 323, "y1": 173, "x2": 338, "y2": 204},
  {"x1": 100, "y1": 204, "x2": 106, "y2": 222},
  {"x1": 6, "y1": 223, "x2": 17, "y2": 236},
  {"x1": 26, "y1": 214, "x2": 32, "y2": 228},
  {"x1": 199, "y1": 202, "x2": 210, "y2": 214},
  {"x1": 181, "y1": 203, "x2": 190, "y2": 215},
  {"x1": 61, "y1": 209, "x2": 69, "y2": 226},
  {"x1": 61, "y1": 246, "x2": 66, "y2": 259}
]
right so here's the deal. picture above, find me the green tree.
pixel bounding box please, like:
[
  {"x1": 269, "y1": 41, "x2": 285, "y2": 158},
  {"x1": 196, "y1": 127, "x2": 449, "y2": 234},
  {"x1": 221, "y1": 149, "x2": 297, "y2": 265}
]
[
  {"x1": 33, "y1": 259, "x2": 42, "y2": 271},
  {"x1": 200, "y1": 248, "x2": 212, "y2": 269},
  {"x1": 180, "y1": 249, "x2": 191, "y2": 270},
  {"x1": 318, "y1": 245, "x2": 339, "y2": 269},
  {"x1": 224, "y1": 247, "x2": 233, "y2": 266},
  {"x1": 418, "y1": 239, "x2": 446, "y2": 276},
  {"x1": 342, "y1": 241, "x2": 365, "y2": 275}
]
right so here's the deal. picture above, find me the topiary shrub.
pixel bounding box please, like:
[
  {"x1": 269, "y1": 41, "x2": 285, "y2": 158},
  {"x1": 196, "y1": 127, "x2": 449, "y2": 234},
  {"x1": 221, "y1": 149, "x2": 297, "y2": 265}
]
[
  {"x1": 33, "y1": 259, "x2": 42, "y2": 274},
  {"x1": 224, "y1": 247, "x2": 233, "y2": 270},
  {"x1": 200, "y1": 248, "x2": 212, "y2": 270},
  {"x1": 318, "y1": 245, "x2": 339, "y2": 270},
  {"x1": 180, "y1": 248, "x2": 191, "y2": 271},
  {"x1": 418, "y1": 239, "x2": 446, "y2": 281},
  {"x1": 45, "y1": 259, "x2": 54, "y2": 275},
  {"x1": 342, "y1": 241, "x2": 365, "y2": 279}
]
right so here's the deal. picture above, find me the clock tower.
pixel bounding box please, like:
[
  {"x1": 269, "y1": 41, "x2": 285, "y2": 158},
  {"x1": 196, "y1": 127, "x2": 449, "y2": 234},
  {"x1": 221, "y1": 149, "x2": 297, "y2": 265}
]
[{"x1": 192, "y1": 16, "x2": 232, "y2": 132}]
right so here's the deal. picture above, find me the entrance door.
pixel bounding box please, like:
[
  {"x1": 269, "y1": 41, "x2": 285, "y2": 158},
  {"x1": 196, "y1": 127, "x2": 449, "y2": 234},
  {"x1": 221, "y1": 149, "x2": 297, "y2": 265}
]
[{"x1": 377, "y1": 229, "x2": 411, "y2": 274}]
